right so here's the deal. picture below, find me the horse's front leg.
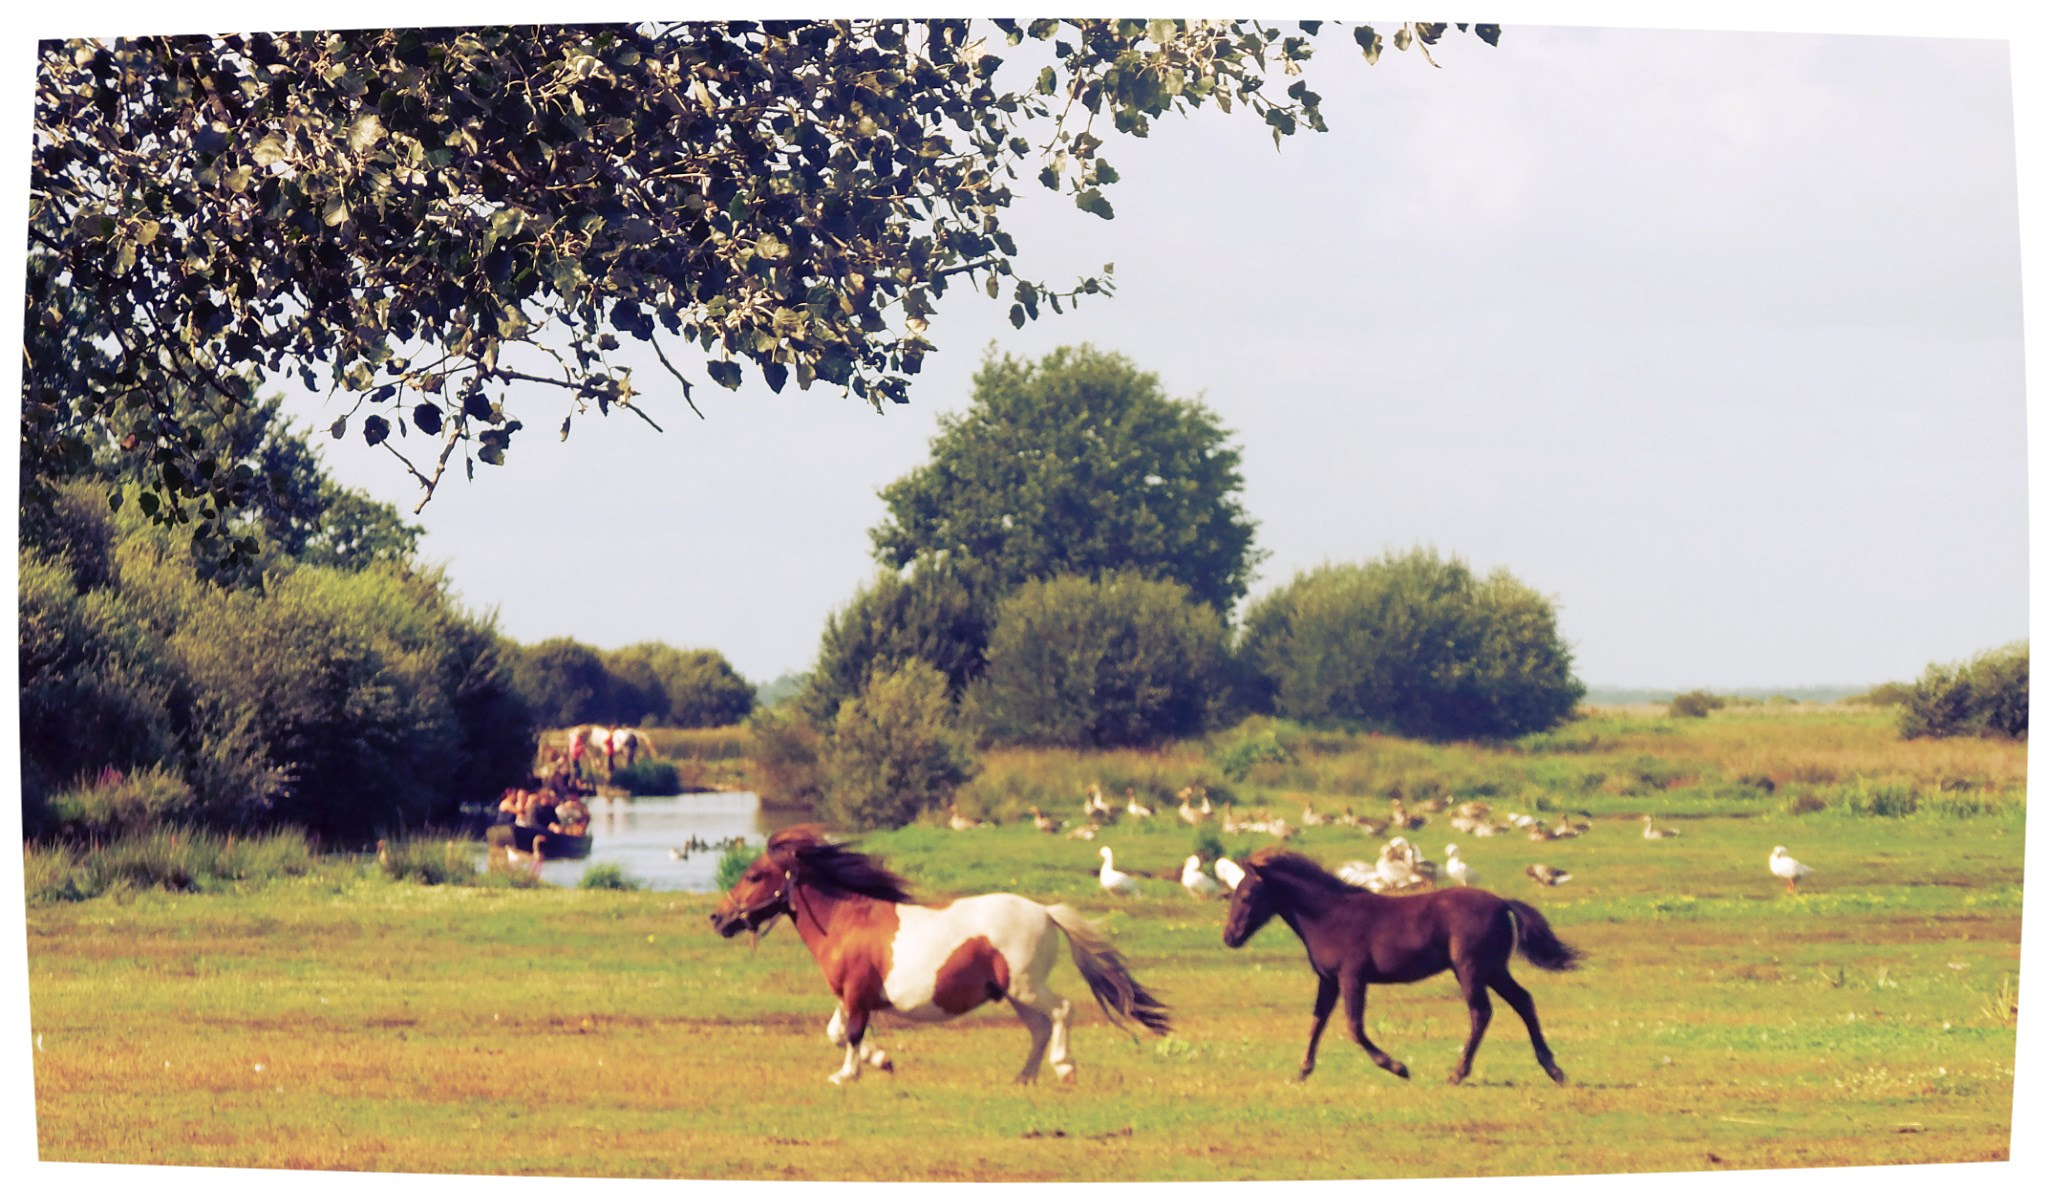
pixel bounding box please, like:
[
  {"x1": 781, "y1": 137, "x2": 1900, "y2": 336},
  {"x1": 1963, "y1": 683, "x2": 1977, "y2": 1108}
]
[
  {"x1": 828, "y1": 1002, "x2": 872, "y2": 1085},
  {"x1": 1341, "y1": 971, "x2": 1409, "y2": 1079},
  {"x1": 1298, "y1": 974, "x2": 1339, "y2": 1081}
]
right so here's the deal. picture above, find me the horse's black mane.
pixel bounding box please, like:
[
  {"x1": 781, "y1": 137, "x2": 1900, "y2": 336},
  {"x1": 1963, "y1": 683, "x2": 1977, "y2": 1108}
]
[
  {"x1": 771, "y1": 825, "x2": 917, "y2": 904},
  {"x1": 1249, "y1": 849, "x2": 1365, "y2": 896}
]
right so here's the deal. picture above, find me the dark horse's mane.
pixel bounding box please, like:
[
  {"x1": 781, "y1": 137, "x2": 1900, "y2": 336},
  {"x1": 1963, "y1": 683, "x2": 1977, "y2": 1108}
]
[
  {"x1": 1247, "y1": 848, "x2": 1366, "y2": 896},
  {"x1": 769, "y1": 825, "x2": 917, "y2": 904}
]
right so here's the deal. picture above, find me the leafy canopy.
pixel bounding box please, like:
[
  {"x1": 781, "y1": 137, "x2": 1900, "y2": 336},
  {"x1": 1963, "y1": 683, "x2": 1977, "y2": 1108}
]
[
  {"x1": 872, "y1": 345, "x2": 1262, "y2": 613},
  {"x1": 29, "y1": 21, "x2": 1494, "y2": 558},
  {"x1": 1240, "y1": 547, "x2": 1585, "y2": 741}
]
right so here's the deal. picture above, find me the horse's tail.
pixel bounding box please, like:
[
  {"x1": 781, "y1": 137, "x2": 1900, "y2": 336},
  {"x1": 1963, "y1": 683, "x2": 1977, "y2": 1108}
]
[
  {"x1": 1045, "y1": 904, "x2": 1173, "y2": 1038},
  {"x1": 1504, "y1": 899, "x2": 1584, "y2": 973}
]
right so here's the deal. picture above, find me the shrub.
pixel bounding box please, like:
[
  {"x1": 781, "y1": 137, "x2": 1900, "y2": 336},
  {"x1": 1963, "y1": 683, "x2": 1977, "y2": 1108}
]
[
  {"x1": 714, "y1": 840, "x2": 757, "y2": 893},
  {"x1": 974, "y1": 571, "x2": 1231, "y2": 748},
  {"x1": 378, "y1": 837, "x2": 482, "y2": 885},
  {"x1": 799, "y1": 562, "x2": 992, "y2": 727},
  {"x1": 820, "y1": 660, "x2": 978, "y2": 830},
  {"x1": 606, "y1": 644, "x2": 756, "y2": 727},
  {"x1": 1212, "y1": 724, "x2": 1293, "y2": 781},
  {"x1": 40, "y1": 767, "x2": 197, "y2": 841},
  {"x1": 1239, "y1": 548, "x2": 1584, "y2": 740},
  {"x1": 611, "y1": 758, "x2": 683, "y2": 795},
  {"x1": 747, "y1": 704, "x2": 828, "y2": 809},
  {"x1": 579, "y1": 863, "x2": 640, "y2": 890},
  {"x1": 1899, "y1": 642, "x2": 2028, "y2": 741},
  {"x1": 1667, "y1": 690, "x2": 1727, "y2": 719}
]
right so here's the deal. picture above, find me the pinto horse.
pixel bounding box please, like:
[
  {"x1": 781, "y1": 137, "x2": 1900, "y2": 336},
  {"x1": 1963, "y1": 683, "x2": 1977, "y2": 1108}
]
[
  {"x1": 710, "y1": 825, "x2": 1171, "y2": 1085},
  {"x1": 1223, "y1": 847, "x2": 1580, "y2": 1085}
]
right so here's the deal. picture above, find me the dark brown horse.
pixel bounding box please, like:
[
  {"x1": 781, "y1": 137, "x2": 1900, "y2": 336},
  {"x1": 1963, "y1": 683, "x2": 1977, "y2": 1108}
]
[{"x1": 1222, "y1": 847, "x2": 1581, "y2": 1085}]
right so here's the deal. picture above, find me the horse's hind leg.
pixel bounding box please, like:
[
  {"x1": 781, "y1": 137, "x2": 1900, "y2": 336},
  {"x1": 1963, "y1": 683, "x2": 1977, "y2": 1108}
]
[
  {"x1": 1007, "y1": 998, "x2": 1054, "y2": 1084},
  {"x1": 1341, "y1": 972, "x2": 1409, "y2": 1079},
  {"x1": 1447, "y1": 962, "x2": 1493, "y2": 1085},
  {"x1": 1491, "y1": 967, "x2": 1566, "y2": 1085}
]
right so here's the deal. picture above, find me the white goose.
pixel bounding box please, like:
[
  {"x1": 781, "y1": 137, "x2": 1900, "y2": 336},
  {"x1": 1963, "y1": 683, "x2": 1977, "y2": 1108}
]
[
  {"x1": 1098, "y1": 846, "x2": 1141, "y2": 895},
  {"x1": 1770, "y1": 845, "x2": 1812, "y2": 893},
  {"x1": 1642, "y1": 814, "x2": 1680, "y2": 840},
  {"x1": 1443, "y1": 844, "x2": 1479, "y2": 888},
  {"x1": 1213, "y1": 855, "x2": 1246, "y2": 891},
  {"x1": 1179, "y1": 855, "x2": 1225, "y2": 900},
  {"x1": 1125, "y1": 789, "x2": 1155, "y2": 820}
]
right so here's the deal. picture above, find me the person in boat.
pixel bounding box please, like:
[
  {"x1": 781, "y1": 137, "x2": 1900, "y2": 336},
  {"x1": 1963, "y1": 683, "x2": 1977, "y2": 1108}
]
[
  {"x1": 524, "y1": 789, "x2": 560, "y2": 831},
  {"x1": 552, "y1": 794, "x2": 590, "y2": 837}
]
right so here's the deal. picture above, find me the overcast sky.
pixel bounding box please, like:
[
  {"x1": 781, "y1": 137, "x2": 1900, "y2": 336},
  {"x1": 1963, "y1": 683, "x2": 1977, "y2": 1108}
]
[{"x1": 257, "y1": 22, "x2": 2030, "y2": 693}]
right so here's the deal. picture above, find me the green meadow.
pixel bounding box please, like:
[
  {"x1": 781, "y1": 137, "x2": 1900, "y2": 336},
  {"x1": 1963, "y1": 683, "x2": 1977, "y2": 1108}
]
[{"x1": 25, "y1": 705, "x2": 2022, "y2": 1179}]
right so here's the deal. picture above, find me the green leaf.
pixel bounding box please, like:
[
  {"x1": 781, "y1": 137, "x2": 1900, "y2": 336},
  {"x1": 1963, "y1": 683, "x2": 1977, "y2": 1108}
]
[
  {"x1": 329, "y1": 417, "x2": 348, "y2": 439},
  {"x1": 1074, "y1": 189, "x2": 1114, "y2": 220},
  {"x1": 707, "y1": 360, "x2": 743, "y2": 390}
]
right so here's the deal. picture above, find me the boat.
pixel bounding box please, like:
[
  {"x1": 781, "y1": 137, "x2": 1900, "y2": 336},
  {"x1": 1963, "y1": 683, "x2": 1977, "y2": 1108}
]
[{"x1": 486, "y1": 821, "x2": 592, "y2": 860}]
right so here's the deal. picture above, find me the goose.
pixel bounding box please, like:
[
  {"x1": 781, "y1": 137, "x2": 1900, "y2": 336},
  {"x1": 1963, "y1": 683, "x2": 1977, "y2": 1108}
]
[
  {"x1": 1769, "y1": 845, "x2": 1812, "y2": 893},
  {"x1": 1527, "y1": 823, "x2": 1555, "y2": 842},
  {"x1": 1066, "y1": 822, "x2": 1100, "y2": 841},
  {"x1": 1525, "y1": 863, "x2": 1572, "y2": 888},
  {"x1": 1180, "y1": 855, "x2": 1225, "y2": 900},
  {"x1": 1642, "y1": 814, "x2": 1680, "y2": 840},
  {"x1": 1414, "y1": 796, "x2": 1447, "y2": 815},
  {"x1": 1449, "y1": 814, "x2": 1480, "y2": 834},
  {"x1": 1548, "y1": 819, "x2": 1582, "y2": 840},
  {"x1": 1125, "y1": 788, "x2": 1155, "y2": 820},
  {"x1": 1198, "y1": 790, "x2": 1214, "y2": 817},
  {"x1": 1029, "y1": 806, "x2": 1061, "y2": 835},
  {"x1": 668, "y1": 847, "x2": 687, "y2": 860},
  {"x1": 1178, "y1": 798, "x2": 1204, "y2": 825},
  {"x1": 1443, "y1": 844, "x2": 1479, "y2": 888},
  {"x1": 1301, "y1": 802, "x2": 1330, "y2": 827},
  {"x1": 1387, "y1": 799, "x2": 1425, "y2": 830},
  {"x1": 1083, "y1": 783, "x2": 1113, "y2": 822},
  {"x1": 947, "y1": 804, "x2": 982, "y2": 831},
  {"x1": 1336, "y1": 860, "x2": 1378, "y2": 888},
  {"x1": 1098, "y1": 847, "x2": 1141, "y2": 895},
  {"x1": 1213, "y1": 856, "x2": 1246, "y2": 891},
  {"x1": 1470, "y1": 820, "x2": 1504, "y2": 838},
  {"x1": 1455, "y1": 799, "x2": 1492, "y2": 820},
  {"x1": 375, "y1": 839, "x2": 391, "y2": 868}
]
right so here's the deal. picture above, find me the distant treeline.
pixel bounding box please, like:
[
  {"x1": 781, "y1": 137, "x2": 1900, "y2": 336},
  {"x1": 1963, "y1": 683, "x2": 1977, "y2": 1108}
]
[
  {"x1": 19, "y1": 378, "x2": 754, "y2": 848},
  {"x1": 1583, "y1": 685, "x2": 1874, "y2": 706}
]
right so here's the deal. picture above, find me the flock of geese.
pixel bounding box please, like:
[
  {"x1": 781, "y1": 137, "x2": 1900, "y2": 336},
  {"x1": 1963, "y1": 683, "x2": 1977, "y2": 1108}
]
[
  {"x1": 947, "y1": 785, "x2": 1818, "y2": 902},
  {"x1": 667, "y1": 834, "x2": 750, "y2": 860}
]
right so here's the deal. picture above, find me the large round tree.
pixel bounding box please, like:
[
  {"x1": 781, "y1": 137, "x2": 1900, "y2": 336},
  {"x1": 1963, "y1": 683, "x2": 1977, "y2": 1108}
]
[
  {"x1": 871, "y1": 345, "x2": 1261, "y2": 615},
  {"x1": 1240, "y1": 548, "x2": 1584, "y2": 740}
]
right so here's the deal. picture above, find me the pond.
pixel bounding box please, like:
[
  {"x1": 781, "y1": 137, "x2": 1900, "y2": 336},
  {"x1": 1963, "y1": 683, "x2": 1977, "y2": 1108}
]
[{"x1": 526, "y1": 791, "x2": 791, "y2": 892}]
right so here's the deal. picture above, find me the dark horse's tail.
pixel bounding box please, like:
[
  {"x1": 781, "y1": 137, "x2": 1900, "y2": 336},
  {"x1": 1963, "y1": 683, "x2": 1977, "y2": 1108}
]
[
  {"x1": 1504, "y1": 900, "x2": 1584, "y2": 972},
  {"x1": 1046, "y1": 904, "x2": 1173, "y2": 1037}
]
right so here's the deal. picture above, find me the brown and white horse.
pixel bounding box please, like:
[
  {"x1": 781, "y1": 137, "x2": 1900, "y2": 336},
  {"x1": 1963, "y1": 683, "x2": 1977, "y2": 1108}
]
[{"x1": 710, "y1": 825, "x2": 1171, "y2": 1085}]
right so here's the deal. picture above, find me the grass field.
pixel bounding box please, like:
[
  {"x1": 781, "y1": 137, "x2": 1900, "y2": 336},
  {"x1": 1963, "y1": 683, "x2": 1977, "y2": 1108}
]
[{"x1": 24, "y1": 706, "x2": 2025, "y2": 1180}]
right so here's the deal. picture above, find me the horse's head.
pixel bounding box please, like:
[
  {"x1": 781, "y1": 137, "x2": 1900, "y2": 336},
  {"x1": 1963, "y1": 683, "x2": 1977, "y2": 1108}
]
[
  {"x1": 1221, "y1": 862, "x2": 1277, "y2": 947},
  {"x1": 709, "y1": 842, "x2": 797, "y2": 938}
]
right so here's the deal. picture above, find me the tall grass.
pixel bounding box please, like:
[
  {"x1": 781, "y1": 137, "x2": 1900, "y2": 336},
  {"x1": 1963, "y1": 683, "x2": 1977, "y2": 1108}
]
[{"x1": 23, "y1": 826, "x2": 316, "y2": 903}]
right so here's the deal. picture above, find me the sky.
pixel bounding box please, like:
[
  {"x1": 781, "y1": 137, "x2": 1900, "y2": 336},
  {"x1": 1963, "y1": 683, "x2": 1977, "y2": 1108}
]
[{"x1": 258, "y1": 19, "x2": 2030, "y2": 695}]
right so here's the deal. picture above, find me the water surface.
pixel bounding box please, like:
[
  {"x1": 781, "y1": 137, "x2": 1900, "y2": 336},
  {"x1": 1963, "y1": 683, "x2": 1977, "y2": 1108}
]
[{"x1": 529, "y1": 791, "x2": 771, "y2": 892}]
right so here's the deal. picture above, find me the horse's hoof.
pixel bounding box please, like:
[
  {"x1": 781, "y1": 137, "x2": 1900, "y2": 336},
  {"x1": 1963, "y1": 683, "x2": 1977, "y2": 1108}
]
[
  {"x1": 1054, "y1": 1064, "x2": 1077, "y2": 1084},
  {"x1": 1546, "y1": 1065, "x2": 1569, "y2": 1085},
  {"x1": 1390, "y1": 1063, "x2": 1411, "y2": 1080},
  {"x1": 866, "y1": 1048, "x2": 892, "y2": 1071},
  {"x1": 1446, "y1": 1071, "x2": 1466, "y2": 1085},
  {"x1": 1296, "y1": 1066, "x2": 1315, "y2": 1082}
]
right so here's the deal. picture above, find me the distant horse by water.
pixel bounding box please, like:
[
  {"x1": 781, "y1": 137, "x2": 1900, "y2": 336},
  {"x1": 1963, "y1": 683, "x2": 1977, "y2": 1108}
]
[
  {"x1": 1222, "y1": 847, "x2": 1580, "y2": 1085},
  {"x1": 710, "y1": 825, "x2": 1171, "y2": 1085}
]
